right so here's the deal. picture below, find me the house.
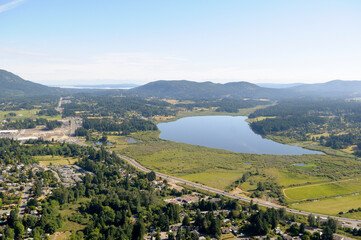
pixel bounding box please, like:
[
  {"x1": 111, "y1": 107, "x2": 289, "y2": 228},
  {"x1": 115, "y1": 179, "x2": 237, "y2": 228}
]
[
  {"x1": 282, "y1": 234, "x2": 293, "y2": 240},
  {"x1": 231, "y1": 226, "x2": 240, "y2": 233},
  {"x1": 221, "y1": 227, "x2": 231, "y2": 234}
]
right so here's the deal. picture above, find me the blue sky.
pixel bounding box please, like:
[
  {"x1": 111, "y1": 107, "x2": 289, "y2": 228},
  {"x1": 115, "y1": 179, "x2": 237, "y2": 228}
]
[{"x1": 1, "y1": 0, "x2": 361, "y2": 85}]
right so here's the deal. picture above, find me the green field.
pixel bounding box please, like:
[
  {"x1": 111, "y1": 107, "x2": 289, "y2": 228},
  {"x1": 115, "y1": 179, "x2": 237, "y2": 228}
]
[
  {"x1": 263, "y1": 168, "x2": 328, "y2": 187},
  {"x1": 291, "y1": 193, "x2": 361, "y2": 215},
  {"x1": 183, "y1": 170, "x2": 247, "y2": 190},
  {"x1": 0, "y1": 109, "x2": 62, "y2": 121},
  {"x1": 284, "y1": 179, "x2": 361, "y2": 201},
  {"x1": 35, "y1": 155, "x2": 78, "y2": 166}
]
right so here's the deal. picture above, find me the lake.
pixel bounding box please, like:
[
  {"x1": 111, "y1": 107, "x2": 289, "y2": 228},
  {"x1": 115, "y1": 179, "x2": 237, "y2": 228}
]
[{"x1": 157, "y1": 116, "x2": 322, "y2": 155}]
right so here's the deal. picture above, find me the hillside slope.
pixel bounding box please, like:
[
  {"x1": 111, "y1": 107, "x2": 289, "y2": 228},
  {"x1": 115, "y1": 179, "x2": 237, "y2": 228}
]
[
  {"x1": 127, "y1": 80, "x2": 284, "y2": 99},
  {"x1": 290, "y1": 80, "x2": 361, "y2": 98},
  {"x1": 0, "y1": 69, "x2": 63, "y2": 97}
]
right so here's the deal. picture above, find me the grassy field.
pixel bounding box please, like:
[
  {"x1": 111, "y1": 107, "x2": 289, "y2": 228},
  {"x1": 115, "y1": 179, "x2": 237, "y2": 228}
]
[
  {"x1": 264, "y1": 168, "x2": 328, "y2": 187},
  {"x1": 182, "y1": 170, "x2": 248, "y2": 190},
  {"x1": 35, "y1": 155, "x2": 78, "y2": 166},
  {"x1": 284, "y1": 179, "x2": 361, "y2": 201},
  {"x1": 291, "y1": 193, "x2": 361, "y2": 215},
  {"x1": 340, "y1": 211, "x2": 361, "y2": 219},
  {"x1": 0, "y1": 109, "x2": 62, "y2": 121}
]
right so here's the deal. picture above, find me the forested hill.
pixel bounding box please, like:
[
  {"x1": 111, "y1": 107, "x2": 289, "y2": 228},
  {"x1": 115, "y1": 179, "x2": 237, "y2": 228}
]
[
  {"x1": 0, "y1": 69, "x2": 63, "y2": 97},
  {"x1": 127, "y1": 79, "x2": 361, "y2": 100},
  {"x1": 289, "y1": 80, "x2": 361, "y2": 98},
  {"x1": 126, "y1": 80, "x2": 285, "y2": 99},
  {"x1": 3, "y1": 69, "x2": 361, "y2": 100}
]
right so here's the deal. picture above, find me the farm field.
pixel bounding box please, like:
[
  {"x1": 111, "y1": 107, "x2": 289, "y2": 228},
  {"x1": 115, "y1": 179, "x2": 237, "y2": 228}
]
[
  {"x1": 290, "y1": 193, "x2": 361, "y2": 215},
  {"x1": 35, "y1": 155, "x2": 78, "y2": 166},
  {"x1": 284, "y1": 179, "x2": 361, "y2": 201}
]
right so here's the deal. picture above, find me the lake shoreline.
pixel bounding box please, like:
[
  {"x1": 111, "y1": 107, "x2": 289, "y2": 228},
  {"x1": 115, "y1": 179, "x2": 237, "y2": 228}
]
[{"x1": 157, "y1": 115, "x2": 322, "y2": 155}]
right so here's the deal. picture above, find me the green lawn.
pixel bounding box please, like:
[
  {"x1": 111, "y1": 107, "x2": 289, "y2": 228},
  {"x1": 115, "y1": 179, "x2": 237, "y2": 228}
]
[
  {"x1": 284, "y1": 179, "x2": 361, "y2": 201},
  {"x1": 182, "y1": 170, "x2": 245, "y2": 190},
  {"x1": 0, "y1": 109, "x2": 62, "y2": 121},
  {"x1": 35, "y1": 155, "x2": 78, "y2": 166},
  {"x1": 291, "y1": 193, "x2": 361, "y2": 215}
]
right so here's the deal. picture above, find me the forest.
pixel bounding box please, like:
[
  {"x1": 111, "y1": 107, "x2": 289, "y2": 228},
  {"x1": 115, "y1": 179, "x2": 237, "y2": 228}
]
[
  {"x1": 0, "y1": 118, "x2": 62, "y2": 130},
  {"x1": 82, "y1": 117, "x2": 157, "y2": 135},
  {"x1": 248, "y1": 99, "x2": 361, "y2": 156}
]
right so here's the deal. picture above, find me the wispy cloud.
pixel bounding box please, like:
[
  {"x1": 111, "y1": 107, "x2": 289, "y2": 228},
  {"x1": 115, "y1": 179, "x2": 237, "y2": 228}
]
[{"x1": 0, "y1": 0, "x2": 26, "y2": 13}]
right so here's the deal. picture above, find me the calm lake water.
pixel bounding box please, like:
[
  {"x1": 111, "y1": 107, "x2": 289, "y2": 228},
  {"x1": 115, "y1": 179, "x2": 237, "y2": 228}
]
[{"x1": 157, "y1": 116, "x2": 322, "y2": 155}]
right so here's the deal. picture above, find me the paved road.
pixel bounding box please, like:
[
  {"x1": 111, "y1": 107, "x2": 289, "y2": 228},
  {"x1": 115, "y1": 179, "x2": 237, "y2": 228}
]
[
  {"x1": 66, "y1": 136, "x2": 361, "y2": 229},
  {"x1": 19, "y1": 184, "x2": 32, "y2": 217},
  {"x1": 56, "y1": 97, "x2": 63, "y2": 113}
]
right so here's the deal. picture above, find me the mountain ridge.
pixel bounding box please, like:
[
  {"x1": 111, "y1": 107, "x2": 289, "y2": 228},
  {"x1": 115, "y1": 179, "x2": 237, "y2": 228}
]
[{"x1": 2, "y1": 69, "x2": 361, "y2": 99}]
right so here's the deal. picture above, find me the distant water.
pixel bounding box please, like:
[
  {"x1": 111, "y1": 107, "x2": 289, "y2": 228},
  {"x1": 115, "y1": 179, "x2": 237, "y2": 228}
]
[
  {"x1": 294, "y1": 163, "x2": 309, "y2": 166},
  {"x1": 158, "y1": 116, "x2": 322, "y2": 155}
]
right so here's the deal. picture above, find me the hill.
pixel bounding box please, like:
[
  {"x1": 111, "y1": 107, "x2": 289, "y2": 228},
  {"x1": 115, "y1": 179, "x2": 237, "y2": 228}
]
[
  {"x1": 128, "y1": 79, "x2": 361, "y2": 100},
  {"x1": 256, "y1": 83, "x2": 304, "y2": 88},
  {"x1": 290, "y1": 80, "x2": 361, "y2": 98},
  {"x1": 0, "y1": 69, "x2": 63, "y2": 97},
  {"x1": 2, "y1": 69, "x2": 361, "y2": 100},
  {"x1": 127, "y1": 80, "x2": 284, "y2": 99}
]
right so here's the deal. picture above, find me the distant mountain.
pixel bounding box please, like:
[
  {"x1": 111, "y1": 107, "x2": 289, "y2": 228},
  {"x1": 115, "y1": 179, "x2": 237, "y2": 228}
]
[
  {"x1": 290, "y1": 80, "x2": 361, "y2": 98},
  {"x1": 127, "y1": 80, "x2": 283, "y2": 99},
  {"x1": 257, "y1": 83, "x2": 304, "y2": 88},
  {"x1": 128, "y1": 79, "x2": 361, "y2": 100},
  {"x1": 0, "y1": 69, "x2": 63, "y2": 97},
  {"x1": 56, "y1": 83, "x2": 138, "y2": 89},
  {"x1": 2, "y1": 69, "x2": 361, "y2": 100}
]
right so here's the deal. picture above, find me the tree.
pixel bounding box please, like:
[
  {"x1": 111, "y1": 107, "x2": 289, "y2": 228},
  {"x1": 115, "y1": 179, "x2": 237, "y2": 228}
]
[
  {"x1": 299, "y1": 223, "x2": 305, "y2": 234},
  {"x1": 132, "y1": 220, "x2": 145, "y2": 240},
  {"x1": 182, "y1": 215, "x2": 191, "y2": 226},
  {"x1": 14, "y1": 221, "x2": 25, "y2": 237},
  {"x1": 308, "y1": 214, "x2": 316, "y2": 227},
  {"x1": 8, "y1": 209, "x2": 19, "y2": 227},
  {"x1": 257, "y1": 181, "x2": 265, "y2": 191},
  {"x1": 321, "y1": 227, "x2": 333, "y2": 240},
  {"x1": 4, "y1": 226, "x2": 15, "y2": 240},
  {"x1": 146, "y1": 171, "x2": 156, "y2": 181},
  {"x1": 168, "y1": 232, "x2": 175, "y2": 240},
  {"x1": 326, "y1": 218, "x2": 337, "y2": 233}
]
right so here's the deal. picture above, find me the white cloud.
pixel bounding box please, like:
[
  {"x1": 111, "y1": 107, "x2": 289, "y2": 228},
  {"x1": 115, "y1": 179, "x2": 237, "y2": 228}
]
[{"x1": 0, "y1": 0, "x2": 27, "y2": 13}]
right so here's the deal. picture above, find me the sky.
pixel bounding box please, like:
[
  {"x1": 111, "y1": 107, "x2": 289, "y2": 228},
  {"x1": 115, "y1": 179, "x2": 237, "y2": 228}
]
[{"x1": 1, "y1": 0, "x2": 361, "y2": 85}]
